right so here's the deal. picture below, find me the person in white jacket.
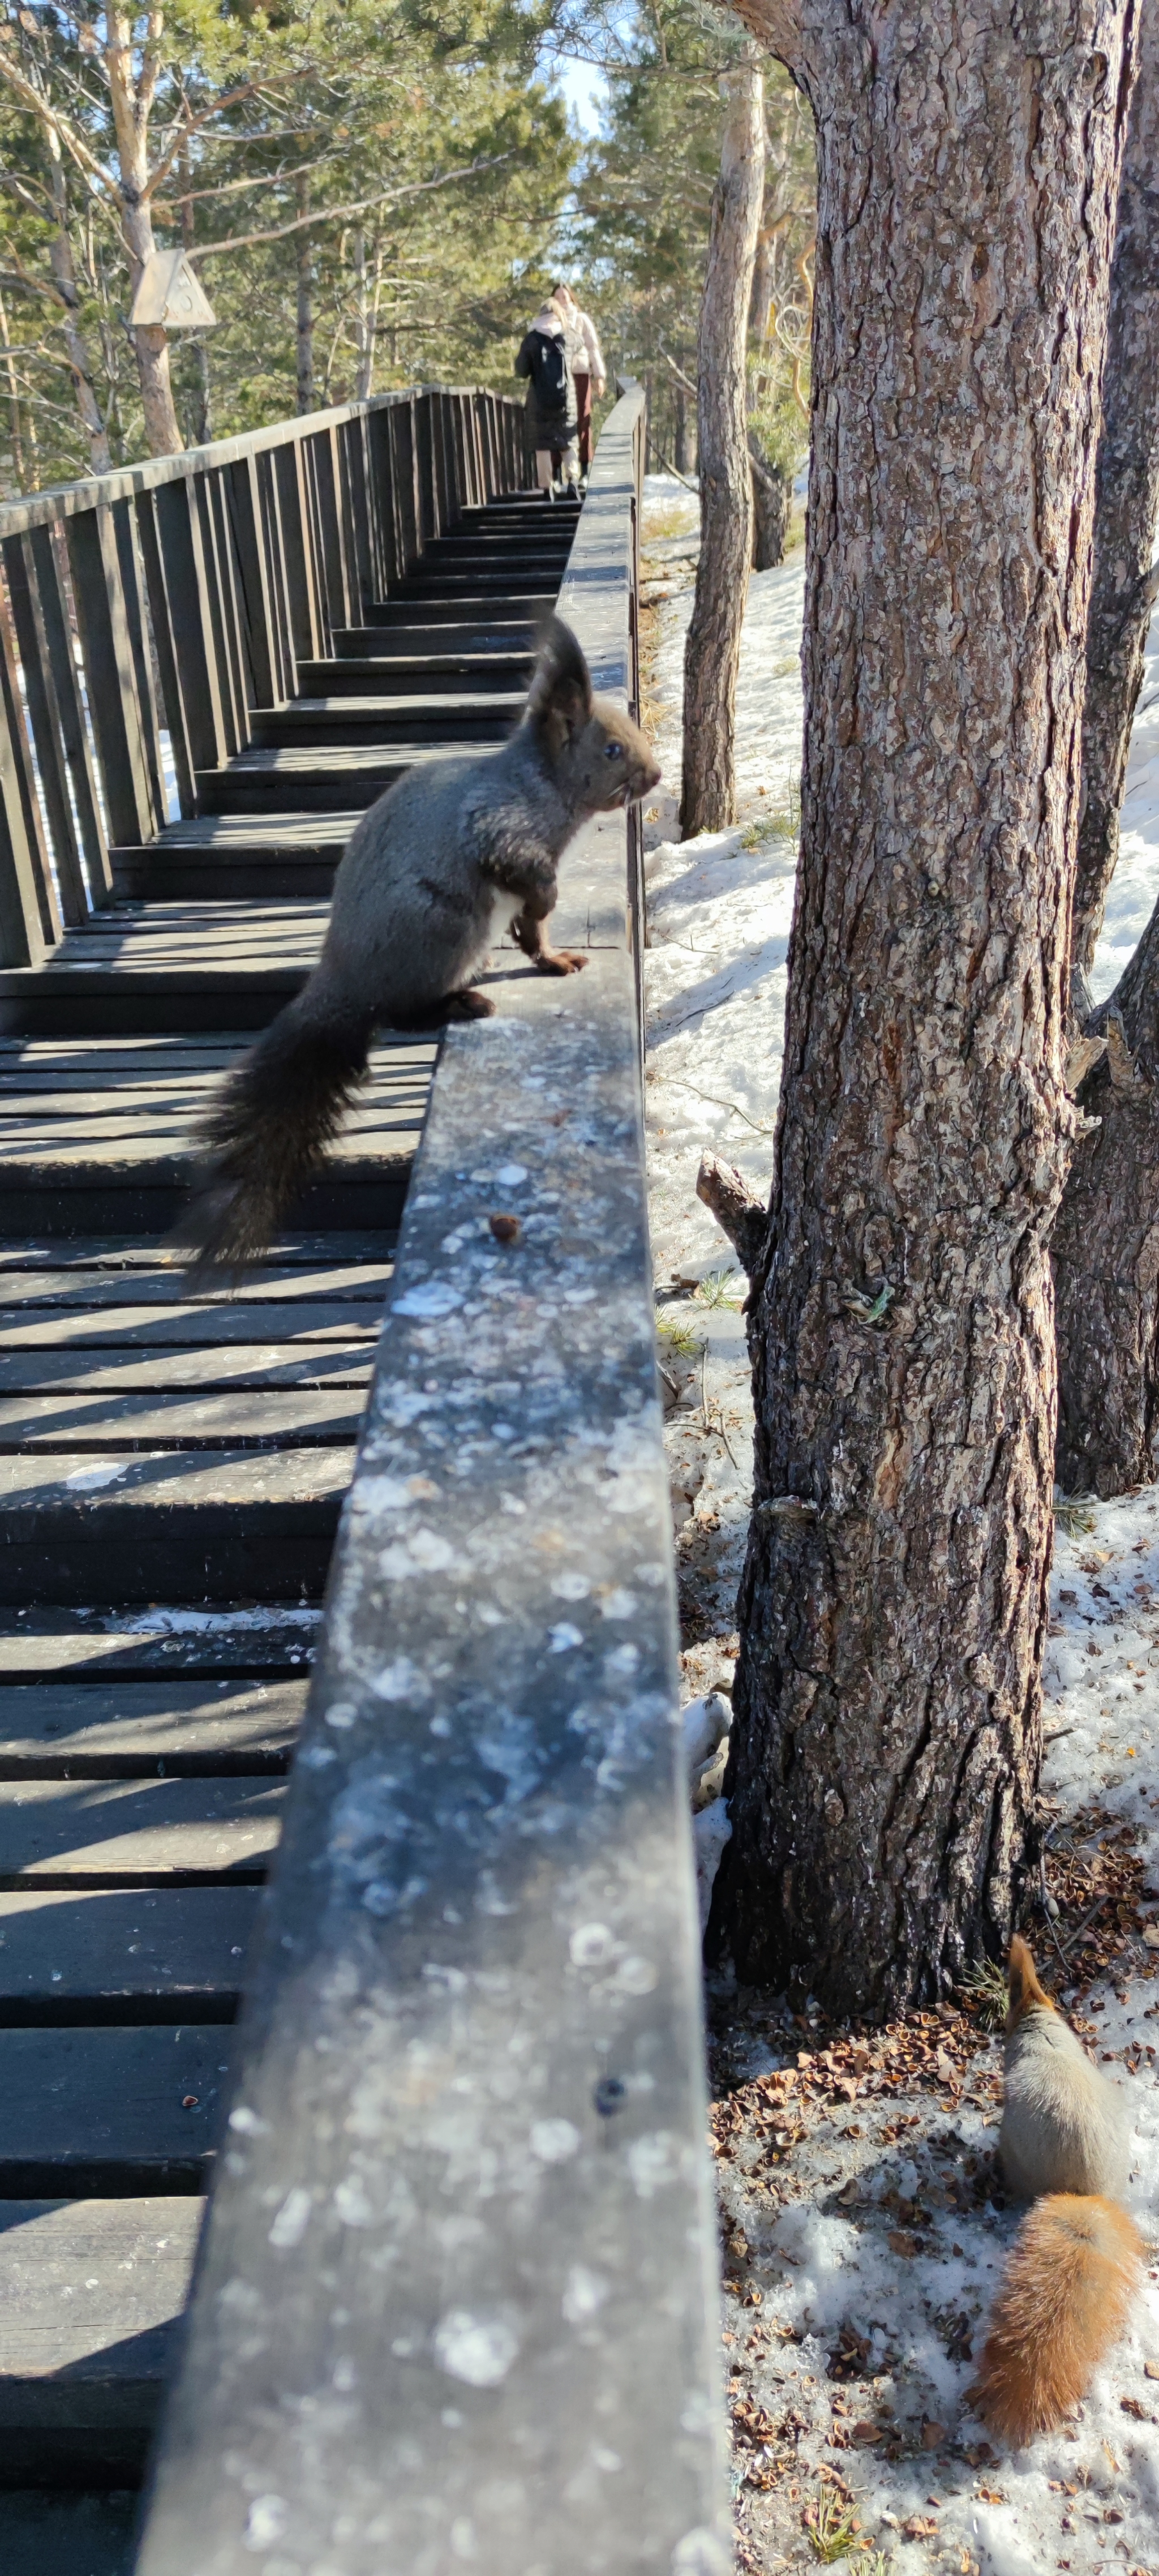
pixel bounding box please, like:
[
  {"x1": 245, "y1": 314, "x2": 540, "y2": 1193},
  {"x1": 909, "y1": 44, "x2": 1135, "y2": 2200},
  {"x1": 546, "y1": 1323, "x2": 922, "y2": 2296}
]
[{"x1": 552, "y1": 284, "x2": 606, "y2": 483}]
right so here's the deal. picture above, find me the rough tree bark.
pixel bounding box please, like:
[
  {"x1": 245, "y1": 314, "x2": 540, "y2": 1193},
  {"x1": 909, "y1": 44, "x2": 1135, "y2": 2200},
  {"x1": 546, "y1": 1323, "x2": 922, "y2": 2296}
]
[
  {"x1": 680, "y1": 57, "x2": 763, "y2": 835},
  {"x1": 1068, "y1": 0, "x2": 1159, "y2": 1009},
  {"x1": 295, "y1": 173, "x2": 316, "y2": 415},
  {"x1": 1051, "y1": 0, "x2": 1159, "y2": 1497},
  {"x1": 750, "y1": 444, "x2": 788, "y2": 566},
  {"x1": 1053, "y1": 959, "x2": 1159, "y2": 1492},
  {"x1": 674, "y1": 382, "x2": 692, "y2": 475},
  {"x1": 711, "y1": 0, "x2": 1139, "y2": 2016},
  {"x1": 105, "y1": 11, "x2": 183, "y2": 455}
]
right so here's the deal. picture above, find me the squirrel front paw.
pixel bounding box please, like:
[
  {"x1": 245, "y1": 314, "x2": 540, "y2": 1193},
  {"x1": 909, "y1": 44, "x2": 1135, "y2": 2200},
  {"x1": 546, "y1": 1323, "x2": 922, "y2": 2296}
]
[{"x1": 534, "y1": 948, "x2": 588, "y2": 977}]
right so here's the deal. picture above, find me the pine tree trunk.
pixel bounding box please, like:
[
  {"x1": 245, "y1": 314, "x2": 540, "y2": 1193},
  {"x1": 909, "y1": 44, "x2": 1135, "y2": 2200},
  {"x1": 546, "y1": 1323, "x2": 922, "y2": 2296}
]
[
  {"x1": 750, "y1": 448, "x2": 787, "y2": 568},
  {"x1": 1053, "y1": 910, "x2": 1159, "y2": 1494},
  {"x1": 714, "y1": 0, "x2": 1137, "y2": 2017},
  {"x1": 680, "y1": 59, "x2": 763, "y2": 835},
  {"x1": 0, "y1": 290, "x2": 27, "y2": 492},
  {"x1": 104, "y1": 22, "x2": 183, "y2": 457},
  {"x1": 674, "y1": 382, "x2": 691, "y2": 475},
  {"x1": 1068, "y1": 0, "x2": 1159, "y2": 1006},
  {"x1": 295, "y1": 174, "x2": 316, "y2": 416}
]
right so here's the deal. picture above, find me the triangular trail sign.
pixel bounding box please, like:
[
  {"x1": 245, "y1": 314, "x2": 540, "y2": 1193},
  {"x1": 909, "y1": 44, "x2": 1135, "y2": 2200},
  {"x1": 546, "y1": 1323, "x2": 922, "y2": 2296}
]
[{"x1": 130, "y1": 250, "x2": 217, "y2": 329}]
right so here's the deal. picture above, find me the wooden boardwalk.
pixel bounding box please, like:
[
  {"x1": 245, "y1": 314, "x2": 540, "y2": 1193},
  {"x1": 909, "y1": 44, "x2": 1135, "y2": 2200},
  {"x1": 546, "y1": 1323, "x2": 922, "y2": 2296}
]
[{"x1": 0, "y1": 486, "x2": 577, "y2": 2569}]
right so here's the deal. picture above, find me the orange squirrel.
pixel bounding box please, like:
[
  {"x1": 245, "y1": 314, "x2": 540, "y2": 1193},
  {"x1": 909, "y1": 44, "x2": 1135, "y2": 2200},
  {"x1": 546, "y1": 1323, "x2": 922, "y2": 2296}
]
[{"x1": 973, "y1": 1935, "x2": 1143, "y2": 2445}]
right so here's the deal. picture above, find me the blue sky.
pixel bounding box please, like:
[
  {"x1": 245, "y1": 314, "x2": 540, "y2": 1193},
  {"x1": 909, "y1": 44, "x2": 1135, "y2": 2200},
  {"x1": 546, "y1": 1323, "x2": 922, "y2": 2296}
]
[{"x1": 551, "y1": 54, "x2": 610, "y2": 137}]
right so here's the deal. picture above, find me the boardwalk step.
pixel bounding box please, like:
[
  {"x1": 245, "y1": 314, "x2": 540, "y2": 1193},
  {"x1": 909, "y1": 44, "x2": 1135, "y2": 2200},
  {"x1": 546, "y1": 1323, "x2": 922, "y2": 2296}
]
[
  {"x1": 0, "y1": 1775, "x2": 285, "y2": 1885},
  {"x1": 0, "y1": 1447, "x2": 355, "y2": 1605},
  {"x1": 0, "y1": 2492, "x2": 139, "y2": 2563},
  {"x1": 0, "y1": 2025, "x2": 233, "y2": 2194},
  {"x1": 0, "y1": 1887, "x2": 263, "y2": 2025},
  {"x1": 0, "y1": 1675, "x2": 305, "y2": 1769},
  {"x1": 332, "y1": 619, "x2": 539, "y2": 654},
  {"x1": 0, "y1": 2197, "x2": 200, "y2": 2481},
  {"x1": 248, "y1": 692, "x2": 520, "y2": 748},
  {"x1": 293, "y1": 652, "x2": 534, "y2": 696}
]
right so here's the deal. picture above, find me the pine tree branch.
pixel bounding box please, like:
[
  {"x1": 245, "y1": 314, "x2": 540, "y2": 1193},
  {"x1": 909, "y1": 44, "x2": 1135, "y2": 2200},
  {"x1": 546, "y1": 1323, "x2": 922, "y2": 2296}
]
[{"x1": 184, "y1": 151, "x2": 516, "y2": 260}]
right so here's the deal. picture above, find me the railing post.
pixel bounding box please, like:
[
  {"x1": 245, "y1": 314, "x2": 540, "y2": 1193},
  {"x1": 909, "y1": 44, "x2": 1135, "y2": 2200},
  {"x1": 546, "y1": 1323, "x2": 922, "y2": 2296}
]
[
  {"x1": 28, "y1": 521, "x2": 111, "y2": 905},
  {"x1": 149, "y1": 480, "x2": 231, "y2": 798},
  {"x1": 225, "y1": 456, "x2": 280, "y2": 713},
  {"x1": 2, "y1": 532, "x2": 90, "y2": 924},
  {"x1": 0, "y1": 581, "x2": 54, "y2": 963},
  {"x1": 66, "y1": 503, "x2": 161, "y2": 852}
]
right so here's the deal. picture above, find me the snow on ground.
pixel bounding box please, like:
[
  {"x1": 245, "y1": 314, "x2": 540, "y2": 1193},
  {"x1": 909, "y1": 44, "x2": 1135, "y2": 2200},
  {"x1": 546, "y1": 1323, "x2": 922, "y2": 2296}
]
[{"x1": 639, "y1": 474, "x2": 1159, "y2": 2574}]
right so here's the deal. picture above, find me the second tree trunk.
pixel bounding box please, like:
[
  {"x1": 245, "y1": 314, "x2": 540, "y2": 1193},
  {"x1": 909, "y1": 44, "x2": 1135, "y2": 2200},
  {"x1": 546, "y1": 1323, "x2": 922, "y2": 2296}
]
[{"x1": 680, "y1": 60, "x2": 763, "y2": 836}]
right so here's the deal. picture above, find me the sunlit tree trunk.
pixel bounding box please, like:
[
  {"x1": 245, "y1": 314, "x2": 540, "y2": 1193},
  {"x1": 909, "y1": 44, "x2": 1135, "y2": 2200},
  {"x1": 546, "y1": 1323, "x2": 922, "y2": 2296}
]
[
  {"x1": 105, "y1": 10, "x2": 183, "y2": 455},
  {"x1": 715, "y1": 0, "x2": 1138, "y2": 2016},
  {"x1": 1067, "y1": 0, "x2": 1159, "y2": 1009},
  {"x1": 295, "y1": 172, "x2": 316, "y2": 415},
  {"x1": 680, "y1": 56, "x2": 763, "y2": 834}
]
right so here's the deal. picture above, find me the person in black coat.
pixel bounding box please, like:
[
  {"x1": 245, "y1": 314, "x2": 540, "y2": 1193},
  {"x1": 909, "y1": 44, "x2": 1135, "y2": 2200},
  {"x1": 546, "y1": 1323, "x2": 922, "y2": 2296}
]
[{"x1": 514, "y1": 296, "x2": 580, "y2": 495}]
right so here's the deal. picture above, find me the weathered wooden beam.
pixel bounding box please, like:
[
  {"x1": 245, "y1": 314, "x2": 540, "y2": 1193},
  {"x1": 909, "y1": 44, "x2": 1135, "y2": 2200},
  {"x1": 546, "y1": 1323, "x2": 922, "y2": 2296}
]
[{"x1": 132, "y1": 385, "x2": 729, "y2": 2576}]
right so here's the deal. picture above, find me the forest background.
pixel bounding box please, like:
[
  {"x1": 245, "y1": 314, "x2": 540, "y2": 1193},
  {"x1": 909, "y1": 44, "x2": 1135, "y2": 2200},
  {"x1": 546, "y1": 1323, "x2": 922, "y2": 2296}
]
[{"x1": 0, "y1": 0, "x2": 814, "y2": 498}]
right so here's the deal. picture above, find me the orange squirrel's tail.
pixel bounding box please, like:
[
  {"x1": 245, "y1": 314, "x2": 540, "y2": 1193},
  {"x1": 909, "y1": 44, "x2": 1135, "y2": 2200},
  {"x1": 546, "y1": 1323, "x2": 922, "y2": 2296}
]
[{"x1": 973, "y1": 2193, "x2": 1143, "y2": 2445}]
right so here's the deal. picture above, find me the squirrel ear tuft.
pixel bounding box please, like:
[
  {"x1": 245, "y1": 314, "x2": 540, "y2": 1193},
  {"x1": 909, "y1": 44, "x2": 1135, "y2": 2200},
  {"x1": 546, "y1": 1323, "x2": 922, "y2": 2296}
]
[
  {"x1": 527, "y1": 614, "x2": 593, "y2": 741},
  {"x1": 1007, "y1": 1932, "x2": 1049, "y2": 2018}
]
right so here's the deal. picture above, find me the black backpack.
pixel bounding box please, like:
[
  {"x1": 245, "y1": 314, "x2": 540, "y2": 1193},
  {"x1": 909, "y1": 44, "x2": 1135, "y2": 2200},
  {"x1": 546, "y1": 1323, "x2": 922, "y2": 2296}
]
[{"x1": 527, "y1": 329, "x2": 569, "y2": 410}]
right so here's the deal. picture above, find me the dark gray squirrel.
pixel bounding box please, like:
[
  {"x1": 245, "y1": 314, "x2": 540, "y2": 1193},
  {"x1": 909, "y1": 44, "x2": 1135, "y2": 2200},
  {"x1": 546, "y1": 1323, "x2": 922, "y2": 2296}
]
[{"x1": 180, "y1": 614, "x2": 660, "y2": 1271}]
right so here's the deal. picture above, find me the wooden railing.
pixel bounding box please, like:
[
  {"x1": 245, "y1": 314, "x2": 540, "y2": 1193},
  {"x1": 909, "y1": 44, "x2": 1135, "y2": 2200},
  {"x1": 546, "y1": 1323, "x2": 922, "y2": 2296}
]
[
  {"x1": 0, "y1": 387, "x2": 531, "y2": 966},
  {"x1": 130, "y1": 380, "x2": 730, "y2": 2576}
]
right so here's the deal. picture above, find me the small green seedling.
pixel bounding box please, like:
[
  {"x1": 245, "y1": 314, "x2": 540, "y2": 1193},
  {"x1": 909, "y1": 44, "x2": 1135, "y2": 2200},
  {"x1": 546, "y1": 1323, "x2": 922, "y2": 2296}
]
[
  {"x1": 804, "y1": 2483, "x2": 864, "y2": 2564},
  {"x1": 960, "y1": 1955, "x2": 1009, "y2": 2032},
  {"x1": 695, "y1": 1268, "x2": 744, "y2": 1309},
  {"x1": 655, "y1": 1309, "x2": 704, "y2": 1357}
]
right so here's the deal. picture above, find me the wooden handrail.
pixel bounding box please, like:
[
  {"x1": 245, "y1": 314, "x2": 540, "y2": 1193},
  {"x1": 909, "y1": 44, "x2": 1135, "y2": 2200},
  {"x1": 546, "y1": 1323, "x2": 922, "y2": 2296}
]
[
  {"x1": 0, "y1": 386, "x2": 532, "y2": 967},
  {"x1": 131, "y1": 382, "x2": 731, "y2": 2576}
]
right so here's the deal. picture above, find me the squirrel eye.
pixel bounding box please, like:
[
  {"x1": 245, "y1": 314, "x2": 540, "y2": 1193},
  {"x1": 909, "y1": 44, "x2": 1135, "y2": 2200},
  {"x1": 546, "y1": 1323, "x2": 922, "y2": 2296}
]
[{"x1": 604, "y1": 741, "x2": 623, "y2": 760}]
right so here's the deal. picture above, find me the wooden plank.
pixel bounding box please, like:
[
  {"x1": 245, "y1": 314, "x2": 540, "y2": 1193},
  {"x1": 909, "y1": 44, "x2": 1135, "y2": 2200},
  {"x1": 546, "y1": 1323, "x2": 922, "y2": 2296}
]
[
  {"x1": 111, "y1": 500, "x2": 168, "y2": 833},
  {"x1": 135, "y1": 488, "x2": 196, "y2": 817},
  {"x1": 0, "y1": 1261, "x2": 392, "y2": 1306},
  {"x1": 152, "y1": 481, "x2": 229, "y2": 785},
  {"x1": 0, "y1": 572, "x2": 53, "y2": 966},
  {"x1": 0, "y1": 1615, "x2": 318, "y2": 1680},
  {"x1": 0, "y1": 1347, "x2": 374, "y2": 1398},
  {"x1": 0, "y1": 2196, "x2": 200, "y2": 2478},
  {"x1": 0, "y1": 1675, "x2": 303, "y2": 1768},
  {"x1": 0, "y1": 1775, "x2": 284, "y2": 1881},
  {"x1": 0, "y1": 1387, "x2": 367, "y2": 1450},
  {"x1": 0, "y1": 1449, "x2": 351, "y2": 1605},
  {"x1": 0, "y1": 1301, "x2": 381, "y2": 1346},
  {"x1": 66, "y1": 506, "x2": 160, "y2": 852},
  {"x1": 0, "y1": 1884, "x2": 261, "y2": 2019},
  {"x1": 28, "y1": 521, "x2": 113, "y2": 904},
  {"x1": 0, "y1": 1229, "x2": 397, "y2": 1265},
  {"x1": 2, "y1": 533, "x2": 89, "y2": 925},
  {"x1": 0, "y1": 2025, "x2": 233, "y2": 2192},
  {"x1": 225, "y1": 455, "x2": 279, "y2": 714}
]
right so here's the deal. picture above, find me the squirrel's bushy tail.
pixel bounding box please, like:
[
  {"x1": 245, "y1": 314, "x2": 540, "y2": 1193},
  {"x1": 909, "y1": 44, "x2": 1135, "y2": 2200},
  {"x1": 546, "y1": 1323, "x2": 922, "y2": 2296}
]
[
  {"x1": 973, "y1": 2193, "x2": 1143, "y2": 2445},
  {"x1": 179, "y1": 991, "x2": 372, "y2": 1273}
]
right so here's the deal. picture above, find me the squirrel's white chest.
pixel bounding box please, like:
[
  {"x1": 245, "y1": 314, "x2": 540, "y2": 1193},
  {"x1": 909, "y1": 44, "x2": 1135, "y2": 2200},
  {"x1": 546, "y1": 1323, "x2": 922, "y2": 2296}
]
[{"x1": 484, "y1": 890, "x2": 518, "y2": 951}]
